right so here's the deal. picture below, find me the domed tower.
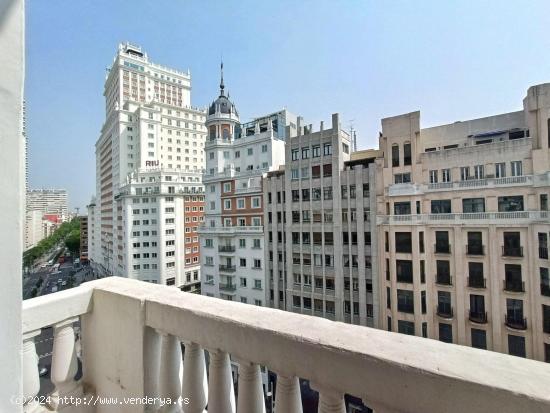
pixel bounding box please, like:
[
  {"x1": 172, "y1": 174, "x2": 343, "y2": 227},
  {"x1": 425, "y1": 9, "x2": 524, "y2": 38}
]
[{"x1": 206, "y1": 62, "x2": 240, "y2": 142}]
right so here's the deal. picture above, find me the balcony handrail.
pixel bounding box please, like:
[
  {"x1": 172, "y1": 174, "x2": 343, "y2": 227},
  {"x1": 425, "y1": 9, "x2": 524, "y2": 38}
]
[
  {"x1": 378, "y1": 211, "x2": 549, "y2": 225},
  {"x1": 23, "y1": 284, "x2": 93, "y2": 333},
  {"x1": 22, "y1": 278, "x2": 550, "y2": 413}
]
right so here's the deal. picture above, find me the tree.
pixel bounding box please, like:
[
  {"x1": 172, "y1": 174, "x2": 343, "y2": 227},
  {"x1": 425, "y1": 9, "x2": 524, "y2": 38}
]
[{"x1": 65, "y1": 229, "x2": 81, "y2": 256}]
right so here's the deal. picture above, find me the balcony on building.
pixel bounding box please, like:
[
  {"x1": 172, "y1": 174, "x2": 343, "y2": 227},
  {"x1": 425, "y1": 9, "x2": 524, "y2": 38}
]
[
  {"x1": 505, "y1": 314, "x2": 528, "y2": 330},
  {"x1": 219, "y1": 282, "x2": 237, "y2": 292},
  {"x1": 502, "y1": 246, "x2": 524, "y2": 258},
  {"x1": 436, "y1": 273, "x2": 453, "y2": 286},
  {"x1": 466, "y1": 244, "x2": 485, "y2": 256},
  {"x1": 468, "y1": 274, "x2": 486, "y2": 289},
  {"x1": 219, "y1": 264, "x2": 236, "y2": 273},
  {"x1": 18, "y1": 278, "x2": 550, "y2": 413},
  {"x1": 218, "y1": 245, "x2": 236, "y2": 253},
  {"x1": 434, "y1": 242, "x2": 451, "y2": 254},
  {"x1": 503, "y1": 279, "x2": 525, "y2": 293},
  {"x1": 469, "y1": 310, "x2": 488, "y2": 324}
]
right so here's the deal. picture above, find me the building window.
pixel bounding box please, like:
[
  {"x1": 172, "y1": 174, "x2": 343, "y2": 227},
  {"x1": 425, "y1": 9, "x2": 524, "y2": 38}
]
[
  {"x1": 460, "y1": 166, "x2": 470, "y2": 181},
  {"x1": 403, "y1": 143, "x2": 411, "y2": 165},
  {"x1": 397, "y1": 320, "x2": 415, "y2": 335},
  {"x1": 323, "y1": 143, "x2": 332, "y2": 156},
  {"x1": 441, "y1": 168, "x2": 451, "y2": 182},
  {"x1": 394, "y1": 202, "x2": 411, "y2": 215},
  {"x1": 397, "y1": 289, "x2": 414, "y2": 313},
  {"x1": 510, "y1": 161, "x2": 522, "y2": 177},
  {"x1": 508, "y1": 335, "x2": 526, "y2": 358},
  {"x1": 396, "y1": 260, "x2": 413, "y2": 283},
  {"x1": 474, "y1": 165, "x2": 484, "y2": 180},
  {"x1": 541, "y1": 194, "x2": 548, "y2": 211},
  {"x1": 291, "y1": 149, "x2": 299, "y2": 161},
  {"x1": 439, "y1": 323, "x2": 453, "y2": 343},
  {"x1": 224, "y1": 199, "x2": 231, "y2": 210},
  {"x1": 391, "y1": 144, "x2": 399, "y2": 167},
  {"x1": 312, "y1": 145, "x2": 320, "y2": 157},
  {"x1": 498, "y1": 196, "x2": 524, "y2": 212},
  {"x1": 301, "y1": 147, "x2": 310, "y2": 159},
  {"x1": 471, "y1": 328, "x2": 487, "y2": 349},
  {"x1": 463, "y1": 198, "x2": 485, "y2": 213},
  {"x1": 395, "y1": 232, "x2": 412, "y2": 253},
  {"x1": 394, "y1": 173, "x2": 411, "y2": 184},
  {"x1": 431, "y1": 199, "x2": 451, "y2": 214},
  {"x1": 429, "y1": 170, "x2": 438, "y2": 184},
  {"x1": 323, "y1": 163, "x2": 332, "y2": 177},
  {"x1": 495, "y1": 162, "x2": 506, "y2": 178}
]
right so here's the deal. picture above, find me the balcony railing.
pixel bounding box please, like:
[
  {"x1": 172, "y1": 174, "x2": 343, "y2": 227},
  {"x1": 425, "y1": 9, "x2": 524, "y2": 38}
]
[
  {"x1": 539, "y1": 247, "x2": 549, "y2": 260},
  {"x1": 378, "y1": 211, "x2": 549, "y2": 225},
  {"x1": 502, "y1": 246, "x2": 524, "y2": 257},
  {"x1": 505, "y1": 315, "x2": 528, "y2": 330},
  {"x1": 198, "y1": 225, "x2": 263, "y2": 234},
  {"x1": 21, "y1": 278, "x2": 550, "y2": 413},
  {"x1": 436, "y1": 274, "x2": 453, "y2": 286},
  {"x1": 469, "y1": 310, "x2": 488, "y2": 324},
  {"x1": 468, "y1": 276, "x2": 486, "y2": 289},
  {"x1": 218, "y1": 245, "x2": 236, "y2": 253},
  {"x1": 541, "y1": 283, "x2": 550, "y2": 297},
  {"x1": 437, "y1": 305, "x2": 454, "y2": 319},
  {"x1": 434, "y1": 243, "x2": 451, "y2": 254},
  {"x1": 504, "y1": 279, "x2": 525, "y2": 293},
  {"x1": 466, "y1": 244, "x2": 485, "y2": 255},
  {"x1": 219, "y1": 283, "x2": 237, "y2": 292},
  {"x1": 219, "y1": 264, "x2": 236, "y2": 272}
]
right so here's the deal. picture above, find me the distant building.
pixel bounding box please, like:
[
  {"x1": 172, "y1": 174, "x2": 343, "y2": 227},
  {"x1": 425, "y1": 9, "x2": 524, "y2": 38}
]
[
  {"x1": 26, "y1": 189, "x2": 68, "y2": 221},
  {"x1": 199, "y1": 66, "x2": 298, "y2": 305},
  {"x1": 79, "y1": 216, "x2": 89, "y2": 262},
  {"x1": 376, "y1": 83, "x2": 550, "y2": 361},
  {"x1": 264, "y1": 114, "x2": 379, "y2": 327},
  {"x1": 92, "y1": 43, "x2": 206, "y2": 289}
]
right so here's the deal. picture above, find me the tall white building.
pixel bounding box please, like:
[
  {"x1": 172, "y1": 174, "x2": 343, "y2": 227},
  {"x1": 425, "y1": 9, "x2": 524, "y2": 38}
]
[
  {"x1": 91, "y1": 43, "x2": 206, "y2": 290},
  {"x1": 199, "y1": 68, "x2": 298, "y2": 304}
]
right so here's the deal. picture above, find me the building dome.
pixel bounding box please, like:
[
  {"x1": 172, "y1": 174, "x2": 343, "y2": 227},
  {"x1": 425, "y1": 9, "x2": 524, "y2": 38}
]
[
  {"x1": 208, "y1": 61, "x2": 239, "y2": 117},
  {"x1": 208, "y1": 94, "x2": 238, "y2": 116}
]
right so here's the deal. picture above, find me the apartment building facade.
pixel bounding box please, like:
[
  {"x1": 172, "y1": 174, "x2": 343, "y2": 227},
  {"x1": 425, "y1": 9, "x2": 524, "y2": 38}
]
[
  {"x1": 26, "y1": 189, "x2": 68, "y2": 221},
  {"x1": 91, "y1": 43, "x2": 206, "y2": 289},
  {"x1": 264, "y1": 114, "x2": 379, "y2": 327},
  {"x1": 79, "y1": 215, "x2": 89, "y2": 262},
  {"x1": 199, "y1": 72, "x2": 297, "y2": 304},
  {"x1": 376, "y1": 83, "x2": 550, "y2": 362}
]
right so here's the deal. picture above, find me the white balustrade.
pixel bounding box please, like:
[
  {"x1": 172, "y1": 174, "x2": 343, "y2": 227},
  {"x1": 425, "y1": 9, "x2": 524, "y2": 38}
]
[
  {"x1": 159, "y1": 333, "x2": 183, "y2": 413},
  {"x1": 22, "y1": 330, "x2": 41, "y2": 413},
  {"x1": 274, "y1": 375, "x2": 302, "y2": 413},
  {"x1": 49, "y1": 317, "x2": 82, "y2": 410},
  {"x1": 236, "y1": 360, "x2": 265, "y2": 413},
  {"x1": 207, "y1": 350, "x2": 236, "y2": 413},
  {"x1": 181, "y1": 342, "x2": 207, "y2": 413},
  {"x1": 20, "y1": 277, "x2": 550, "y2": 413}
]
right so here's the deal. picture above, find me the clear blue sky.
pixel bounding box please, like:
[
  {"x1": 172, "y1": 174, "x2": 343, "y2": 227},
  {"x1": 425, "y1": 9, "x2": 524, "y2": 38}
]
[{"x1": 26, "y1": 0, "x2": 550, "y2": 211}]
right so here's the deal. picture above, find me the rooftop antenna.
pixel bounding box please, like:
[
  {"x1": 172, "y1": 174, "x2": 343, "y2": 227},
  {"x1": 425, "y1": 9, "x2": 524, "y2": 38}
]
[
  {"x1": 75, "y1": 207, "x2": 80, "y2": 216},
  {"x1": 349, "y1": 119, "x2": 357, "y2": 152}
]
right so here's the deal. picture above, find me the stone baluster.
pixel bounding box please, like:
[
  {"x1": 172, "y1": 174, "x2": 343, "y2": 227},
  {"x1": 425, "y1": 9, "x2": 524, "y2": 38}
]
[
  {"x1": 144, "y1": 327, "x2": 161, "y2": 412},
  {"x1": 181, "y1": 342, "x2": 207, "y2": 413},
  {"x1": 22, "y1": 330, "x2": 41, "y2": 413},
  {"x1": 316, "y1": 388, "x2": 345, "y2": 413},
  {"x1": 49, "y1": 317, "x2": 82, "y2": 410},
  {"x1": 158, "y1": 332, "x2": 182, "y2": 413},
  {"x1": 236, "y1": 360, "x2": 265, "y2": 413},
  {"x1": 207, "y1": 350, "x2": 236, "y2": 413},
  {"x1": 274, "y1": 374, "x2": 302, "y2": 413}
]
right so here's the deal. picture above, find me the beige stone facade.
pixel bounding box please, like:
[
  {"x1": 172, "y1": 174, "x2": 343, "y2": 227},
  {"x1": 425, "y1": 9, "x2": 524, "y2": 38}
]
[{"x1": 376, "y1": 83, "x2": 550, "y2": 361}]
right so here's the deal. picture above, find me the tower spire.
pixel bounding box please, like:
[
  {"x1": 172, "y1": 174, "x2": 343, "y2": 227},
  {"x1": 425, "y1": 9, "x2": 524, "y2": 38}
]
[{"x1": 220, "y1": 60, "x2": 225, "y2": 96}]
